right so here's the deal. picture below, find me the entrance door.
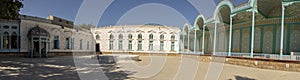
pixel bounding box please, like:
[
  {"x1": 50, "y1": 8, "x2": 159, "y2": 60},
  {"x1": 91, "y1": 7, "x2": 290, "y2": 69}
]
[
  {"x1": 41, "y1": 42, "x2": 47, "y2": 57},
  {"x1": 96, "y1": 43, "x2": 100, "y2": 52},
  {"x1": 33, "y1": 41, "x2": 39, "y2": 57}
]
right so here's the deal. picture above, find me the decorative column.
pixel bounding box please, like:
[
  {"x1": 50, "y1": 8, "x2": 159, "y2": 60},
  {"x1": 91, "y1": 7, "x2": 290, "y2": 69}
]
[
  {"x1": 228, "y1": 14, "x2": 235, "y2": 56},
  {"x1": 213, "y1": 21, "x2": 217, "y2": 55},
  {"x1": 202, "y1": 26, "x2": 205, "y2": 54},
  {"x1": 250, "y1": 8, "x2": 256, "y2": 58},
  {"x1": 182, "y1": 32, "x2": 185, "y2": 53},
  {"x1": 187, "y1": 30, "x2": 190, "y2": 54},
  {"x1": 279, "y1": 2, "x2": 293, "y2": 59},
  {"x1": 194, "y1": 29, "x2": 197, "y2": 54},
  {"x1": 177, "y1": 32, "x2": 181, "y2": 53}
]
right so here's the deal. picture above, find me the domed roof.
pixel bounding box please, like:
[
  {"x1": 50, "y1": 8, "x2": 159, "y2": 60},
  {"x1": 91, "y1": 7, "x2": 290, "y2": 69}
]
[{"x1": 28, "y1": 26, "x2": 50, "y2": 37}]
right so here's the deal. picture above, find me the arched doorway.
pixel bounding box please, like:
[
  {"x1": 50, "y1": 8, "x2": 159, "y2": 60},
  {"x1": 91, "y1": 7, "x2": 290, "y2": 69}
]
[{"x1": 28, "y1": 26, "x2": 50, "y2": 58}]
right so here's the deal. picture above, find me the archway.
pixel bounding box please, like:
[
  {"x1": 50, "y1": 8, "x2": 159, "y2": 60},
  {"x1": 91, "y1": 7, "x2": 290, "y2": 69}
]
[{"x1": 28, "y1": 26, "x2": 50, "y2": 58}]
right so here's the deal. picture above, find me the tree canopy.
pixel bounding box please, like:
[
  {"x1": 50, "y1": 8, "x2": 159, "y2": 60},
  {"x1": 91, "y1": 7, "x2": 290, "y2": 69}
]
[{"x1": 0, "y1": 0, "x2": 23, "y2": 19}]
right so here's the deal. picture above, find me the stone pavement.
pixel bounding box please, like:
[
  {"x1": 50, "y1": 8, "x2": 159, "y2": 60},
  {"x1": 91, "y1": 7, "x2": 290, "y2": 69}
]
[
  {"x1": 0, "y1": 56, "x2": 134, "y2": 80},
  {"x1": 1, "y1": 55, "x2": 300, "y2": 80}
]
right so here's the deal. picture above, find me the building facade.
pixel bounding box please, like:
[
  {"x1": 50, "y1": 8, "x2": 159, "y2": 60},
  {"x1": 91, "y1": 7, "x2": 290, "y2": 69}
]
[
  {"x1": 0, "y1": 15, "x2": 94, "y2": 57},
  {"x1": 181, "y1": 0, "x2": 300, "y2": 59},
  {"x1": 92, "y1": 25, "x2": 181, "y2": 53}
]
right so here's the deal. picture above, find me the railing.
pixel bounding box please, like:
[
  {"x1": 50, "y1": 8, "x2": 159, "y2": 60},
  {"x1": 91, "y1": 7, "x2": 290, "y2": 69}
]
[{"x1": 177, "y1": 51, "x2": 300, "y2": 61}]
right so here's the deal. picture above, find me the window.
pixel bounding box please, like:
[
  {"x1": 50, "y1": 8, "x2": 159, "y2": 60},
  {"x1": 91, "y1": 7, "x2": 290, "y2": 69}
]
[
  {"x1": 11, "y1": 32, "x2": 18, "y2": 49},
  {"x1": 109, "y1": 41, "x2": 114, "y2": 50},
  {"x1": 138, "y1": 34, "x2": 142, "y2": 39},
  {"x1": 118, "y1": 34, "x2": 123, "y2": 50},
  {"x1": 171, "y1": 35, "x2": 175, "y2": 40},
  {"x1": 12, "y1": 26, "x2": 17, "y2": 29},
  {"x1": 119, "y1": 40, "x2": 123, "y2": 50},
  {"x1": 171, "y1": 42, "x2": 175, "y2": 51},
  {"x1": 66, "y1": 37, "x2": 70, "y2": 49},
  {"x1": 87, "y1": 41, "x2": 89, "y2": 50},
  {"x1": 149, "y1": 34, "x2": 153, "y2": 40},
  {"x1": 138, "y1": 41, "x2": 142, "y2": 51},
  {"x1": 160, "y1": 41, "x2": 164, "y2": 51},
  {"x1": 149, "y1": 41, "x2": 153, "y2": 51},
  {"x1": 128, "y1": 41, "x2": 132, "y2": 51},
  {"x1": 79, "y1": 39, "x2": 82, "y2": 50},
  {"x1": 54, "y1": 36, "x2": 60, "y2": 49},
  {"x1": 160, "y1": 34, "x2": 164, "y2": 40},
  {"x1": 128, "y1": 34, "x2": 132, "y2": 39},
  {"x1": 119, "y1": 34, "x2": 123, "y2": 39},
  {"x1": 3, "y1": 26, "x2": 9, "y2": 29},
  {"x1": 71, "y1": 38, "x2": 75, "y2": 49},
  {"x1": 3, "y1": 32, "x2": 9, "y2": 49},
  {"x1": 110, "y1": 34, "x2": 114, "y2": 40},
  {"x1": 109, "y1": 34, "x2": 114, "y2": 50},
  {"x1": 96, "y1": 34, "x2": 100, "y2": 40}
]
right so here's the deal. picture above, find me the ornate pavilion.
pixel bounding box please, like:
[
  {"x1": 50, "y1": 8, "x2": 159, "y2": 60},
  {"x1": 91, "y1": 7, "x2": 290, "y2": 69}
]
[{"x1": 180, "y1": 0, "x2": 300, "y2": 60}]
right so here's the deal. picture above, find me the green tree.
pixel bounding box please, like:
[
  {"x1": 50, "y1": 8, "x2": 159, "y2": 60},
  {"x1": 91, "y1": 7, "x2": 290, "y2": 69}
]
[{"x1": 0, "y1": 0, "x2": 23, "y2": 19}]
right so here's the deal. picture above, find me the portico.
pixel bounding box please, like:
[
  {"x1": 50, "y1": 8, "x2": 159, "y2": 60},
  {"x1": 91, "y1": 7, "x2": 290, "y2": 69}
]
[{"x1": 28, "y1": 26, "x2": 50, "y2": 58}]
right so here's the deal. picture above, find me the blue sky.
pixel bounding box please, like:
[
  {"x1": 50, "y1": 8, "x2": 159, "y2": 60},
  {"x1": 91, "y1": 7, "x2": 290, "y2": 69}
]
[{"x1": 20, "y1": 0, "x2": 248, "y2": 28}]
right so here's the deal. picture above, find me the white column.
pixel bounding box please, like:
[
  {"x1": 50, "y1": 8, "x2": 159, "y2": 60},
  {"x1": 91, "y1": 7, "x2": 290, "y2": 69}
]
[
  {"x1": 202, "y1": 26, "x2": 205, "y2": 54},
  {"x1": 187, "y1": 30, "x2": 190, "y2": 54},
  {"x1": 177, "y1": 32, "x2": 181, "y2": 53},
  {"x1": 228, "y1": 15, "x2": 233, "y2": 56},
  {"x1": 182, "y1": 33, "x2": 185, "y2": 53},
  {"x1": 194, "y1": 29, "x2": 197, "y2": 54},
  {"x1": 280, "y1": 5, "x2": 285, "y2": 60},
  {"x1": 250, "y1": 8, "x2": 256, "y2": 58},
  {"x1": 213, "y1": 22, "x2": 217, "y2": 55}
]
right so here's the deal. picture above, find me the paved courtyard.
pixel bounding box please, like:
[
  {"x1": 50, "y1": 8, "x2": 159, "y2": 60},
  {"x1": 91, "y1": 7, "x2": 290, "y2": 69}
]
[{"x1": 0, "y1": 55, "x2": 300, "y2": 80}]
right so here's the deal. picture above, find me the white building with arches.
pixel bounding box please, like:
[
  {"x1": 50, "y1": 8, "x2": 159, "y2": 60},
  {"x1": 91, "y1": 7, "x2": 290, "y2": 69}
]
[
  {"x1": 0, "y1": 15, "x2": 95, "y2": 57},
  {"x1": 180, "y1": 0, "x2": 300, "y2": 60},
  {"x1": 92, "y1": 25, "x2": 181, "y2": 53}
]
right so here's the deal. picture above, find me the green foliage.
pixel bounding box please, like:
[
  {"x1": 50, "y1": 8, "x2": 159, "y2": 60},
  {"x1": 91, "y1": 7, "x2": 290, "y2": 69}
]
[{"x1": 0, "y1": 0, "x2": 23, "y2": 19}]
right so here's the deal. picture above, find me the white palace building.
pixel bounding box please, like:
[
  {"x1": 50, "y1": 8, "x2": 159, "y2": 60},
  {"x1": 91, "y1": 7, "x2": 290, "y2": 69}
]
[{"x1": 91, "y1": 25, "x2": 181, "y2": 53}]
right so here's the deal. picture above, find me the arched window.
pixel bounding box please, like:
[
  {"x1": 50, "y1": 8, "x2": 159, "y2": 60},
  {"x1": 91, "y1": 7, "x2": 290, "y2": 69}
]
[
  {"x1": 160, "y1": 34, "x2": 164, "y2": 40},
  {"x1": 87, "y1": 41, "x2": 89, "y2": 49},
  {"x1": 109, "y1": 34, "x2": 114, "y2": 50},
  {"x1": 66, "y1": 37, "x2": 70, "y2": 49},
  {"x1": 128, "y1": 34, "x2": 133, "y2": 50},
  {"x1": 170, "y1": 35, "x2": 175, "y2": 51},
  {"x1": 138, "y1": 34, "x2": 142, "y2": 39},
  {"x1": 96, "y1": 34, "x2": 100, "y2": 40},
  {"x1": 11, "y1": 32, "x2": 18, "y2": 49},
  {"x1": 119, "y1": 34, "x2": 123, "y2": 39},
  {"x1": 3, "y1": 32, "x2": 9, "y2": 49},
  {"x1": 137, "y1": 34, "x2": 143, "y2": 51},
  {"x1": 171, "y1": 35, "x2": 175, "y2": 40},
  {"x1": 128, "y1": 34, "x2": 132, "y2": 39},
  {"x1": 79, "y1": 39, "x2": 82, "y2": 50},
  {"x1": 110, "y1": 34, "x2": 114, "y2": 40},
  {"x1": 149, "y1": 34, "x2": 153, "y2": 40},
  {"x1": 118, "y1": 34, "x2": 123, "y2": 50},
  {"x1": 159, "y1": 34, "x2": 164, "y2": 51}
]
